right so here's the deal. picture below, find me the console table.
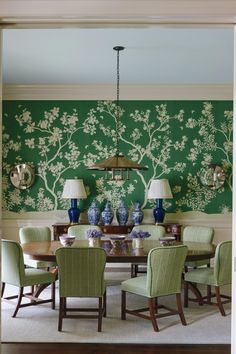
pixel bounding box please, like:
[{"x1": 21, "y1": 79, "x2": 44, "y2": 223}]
[
  {"x1": 52, "y1": 223, "x2": 133, "y2": 240},
  {"x1": 52, "y1": 223, "x2": 181, "y2": 241}
]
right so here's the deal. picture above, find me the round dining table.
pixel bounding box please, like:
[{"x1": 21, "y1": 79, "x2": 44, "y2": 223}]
[
  {"x1": 21, "y1": 238, "x2": 216, "y2": 263},
  {"x1": 21, "y1": 238, "x2": 215, "y2": 305}
]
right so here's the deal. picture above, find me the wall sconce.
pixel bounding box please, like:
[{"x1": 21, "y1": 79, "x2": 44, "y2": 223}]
[
  {"x1": 200, "y1": 164, "x2": 225, "y2": 190},
  {"x1": 10, "y1": 163, "x2": 35, "y2": 190},
  {"x1": 147, "y1": 179, "x2": 173, "y2": 224},
  {"x1": 62, "y1": 179, "x2": 87, "y2": 224}
]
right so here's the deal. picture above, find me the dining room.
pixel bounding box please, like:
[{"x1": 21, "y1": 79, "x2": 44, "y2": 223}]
[{"x1": 1, "y1": 1, "x2": 236, "y2": 354}]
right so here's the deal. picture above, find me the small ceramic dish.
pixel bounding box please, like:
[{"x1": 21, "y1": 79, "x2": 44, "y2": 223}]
[
  {"x1": 159, "y1": 236, "x2": 176, "y2": 246},
  {"x1": 59, "y1": 235, "x2": 76, "y2": 247},
  {"x1": 110, "y1": 235, "x2": 126, "y2": 241}
]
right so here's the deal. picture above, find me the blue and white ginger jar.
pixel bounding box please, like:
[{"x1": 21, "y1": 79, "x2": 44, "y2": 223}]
[
  {"x1": 101, "y1": 201, "x2": 114, "y2": 225},
  {"x1": 87, "y1": 201, "x2": 101, "y2": 225},
  {"x1": 116, "y1": 200, "x2": 129, "y2": 225},
  {"x1": 131, "y1": 201, "x2": 144, "y2": 225}
]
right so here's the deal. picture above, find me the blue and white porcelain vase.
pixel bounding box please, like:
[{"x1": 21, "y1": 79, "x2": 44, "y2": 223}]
[
  {"x1": 116, "y1": 200, "x2": 129, "y2": 225},
  {"x1": 101, "y1": 201, "x2": 114, "y2": 225},
  {"x1": 87, "y1": 201, "x2": 101, "y2": 225},
  {"x1": 131, "y1": 201, "x2": 144, "y2": 225}
]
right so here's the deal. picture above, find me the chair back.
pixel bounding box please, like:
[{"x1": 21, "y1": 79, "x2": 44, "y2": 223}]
[
  {"x1": 1, "y1": 239, "x2": 25, "y2": 287},
  {"x1": 146, "y1": 245, "x2": 188, "y2": 297},
  {"x1": 68, "y1": 225, "x2": 101, "y2": 240},
  {"x1": 56, "y1": 247, "x2": 106, "y2": 297},
  {"x1": 214, "y1": 241, "x2": 232, "y2": 286},
  {"x1": 19, "y1": 226, "x2": 51, "y2": 244},
  {"x1": 183, "y1": 226, "x2": 214, "y2": 243},
  {"x1": 132, "y1": 225, "x2": 166, "y2": 240}
]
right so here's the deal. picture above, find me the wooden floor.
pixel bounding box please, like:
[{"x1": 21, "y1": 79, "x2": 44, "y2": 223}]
[{"x1": 1, "y1": 343, "x2": 231, "y2": 354}]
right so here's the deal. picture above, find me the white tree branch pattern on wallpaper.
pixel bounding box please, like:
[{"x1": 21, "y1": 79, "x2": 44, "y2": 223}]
[{"x1": 2, "y1": 100, "x2": 232, "y2": 214}]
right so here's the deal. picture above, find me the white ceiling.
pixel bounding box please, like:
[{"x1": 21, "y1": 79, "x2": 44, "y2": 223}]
[{"x1": 2, "y1": 27, "x2": 234, "y2": 85}]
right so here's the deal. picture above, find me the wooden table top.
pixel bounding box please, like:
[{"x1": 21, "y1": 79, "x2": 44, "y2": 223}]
[{"x1": 21, "y1": 239, "x2": 216, "y2": 263}]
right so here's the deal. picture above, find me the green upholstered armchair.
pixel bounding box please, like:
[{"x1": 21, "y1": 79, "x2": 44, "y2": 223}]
[
  {"x1": 131, "y1": 224, "x2": 166, "y2": 277},
  {"x1": 67, "y1": 224, "x2": 102, "y2": 240},
  {"x1": 56, "y1": 247, "x2": 107, "y2": 332},
  {"x1": 19, "y1": 226, "x2": 57, "y2": 269},
  {"x1": 121, "y1": 245, "x2": 188, "y2": 331},
  {"x1": 184, "y1": 240, "x2": 232, "y2": 316},
  {"x1": 1, "y1": 239, "x2": 56, "y2": 317}
]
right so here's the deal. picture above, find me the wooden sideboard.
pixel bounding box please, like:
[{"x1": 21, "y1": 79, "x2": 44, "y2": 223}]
[{"x1": 52, "y1": 223, "x2": 181, "y2": 241}]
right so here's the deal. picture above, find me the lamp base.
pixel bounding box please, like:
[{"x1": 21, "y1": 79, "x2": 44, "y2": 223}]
[
  {"x1": 153, "y1": 199, "x2": 165, "y2": 224},
  {"x1": 68, "y1": 199, "x2": 81, "y2": 224}
]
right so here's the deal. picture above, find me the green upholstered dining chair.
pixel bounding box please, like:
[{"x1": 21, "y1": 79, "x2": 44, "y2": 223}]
[
  {"x1": 121, "y1": 245, "x2": 188, "y2": 331},
  {"x1": 67, "y1": 224, "x2": 102, "y2": 240},
  {"x1": 182, "y1": 226, "x2": 214, "y2": 306},
  {"x1": 1, "y1": 239, "x2": 56, "y2": 317},
  {"x1": 183, "y1": 225, "x2": 214, "y2": 269},
  {"x1": 184, "y1": 240, "x2": 232, "y2": 316},
  {"x1": 19, "y1": 226, "x2": 57, "y2": 269},
  {"x1": 131, "y1": 225, "x2": 166, "y2": 277},
  {"x1": 56, "y1": 247, "x2": 107, "y2": 332}
]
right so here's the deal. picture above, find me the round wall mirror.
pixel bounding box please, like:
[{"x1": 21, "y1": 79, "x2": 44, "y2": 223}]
[
  {"x1": 10, "y1": 163, "x2": 35, "y2": 190},
  {"x1": 200, "y1": 164, "x2": 225, "y2": 190}
]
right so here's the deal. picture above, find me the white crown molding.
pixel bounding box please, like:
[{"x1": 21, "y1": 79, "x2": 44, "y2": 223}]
[
  {"x1": 0, "y1": 1, "x2": 236, "y2": 26},
  {"x1": 2, "y1": 84, "x2": 233, "y2": 100}
]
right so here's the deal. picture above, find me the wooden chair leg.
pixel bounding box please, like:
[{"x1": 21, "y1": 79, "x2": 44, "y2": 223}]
[
  {"x1": 51, "y1": 281, "x2": 55, "y2": 309},
  {"x1": 207, "y1": 285, "x2": 211, "y2": 304},
  {"x1": 98, "y1": 297, "x2": 103, "y2": 332},
  {"x1": 12, "y1": 287, "x2": 24, "y2": 318},
  {"x1": 215, "y1": 286, "x2": 226, "y2": 316},
  {"x1": 103, "y1": 291, "x2": 107, "y2": 318},
  {"x1": 121, "y1": 290, "x2": 126, "y2": 320},
  {"x1": 148, "y1": 298, "x2": 159, "y2": 332},
  {"x1": 1, "y1": 282, "x2": 5, "y2": 297},
  {"x1": 134, "y1": 264, "x2": 138, "y2": 277},
  {"x1": 58, "y1": 297, "x2": 64, "y2": 331},
  {"x1": 131, "y1": 264, "x2": 135, "y2": 278},
  {"x1": 155, "y1": 297, "x2": 158, "y2": 314},
  {"x1": 184, "y1": 281, "x2": 189, "y2": 308},
  {"x1": 176, "y1": 293, "x2": 187, "y2": 326}
]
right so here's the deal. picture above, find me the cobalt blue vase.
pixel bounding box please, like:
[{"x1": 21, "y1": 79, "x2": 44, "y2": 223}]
[
  {"x1": 87, "y1": 201, "x2": 101, "y2": 225},
  {"x1": 116, "y1": 200, "x2": 129, "y2": 225},
  {"x1": 68, "y1": 199, "x2": 80, "y2": 224},
  {"x1": 153, "y1": 199, "x2": 165, "y2": 223}
]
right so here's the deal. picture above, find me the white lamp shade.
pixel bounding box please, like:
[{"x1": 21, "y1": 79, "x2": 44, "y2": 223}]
[
  {"x1": 62, "y1": 179, "x2": 87, "y2": 199},
  {"x1": 147, "y1": 179, "x2": 173, "y2": 199}
]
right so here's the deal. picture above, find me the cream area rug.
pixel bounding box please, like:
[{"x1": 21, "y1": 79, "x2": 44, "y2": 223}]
[{"x1": 1, "y1": 272, "x2": 231, "y2": 344}]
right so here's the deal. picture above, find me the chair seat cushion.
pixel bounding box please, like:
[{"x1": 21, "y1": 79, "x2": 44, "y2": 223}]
[
  {"x1": 121, "y1": 276, "x2": 149, "y2": 297},
  {"x1": 24, "y1": 256, "x2": 57, "y2": 269},
  {"x1": 185, "y1": 268, "x2": 216, "y2": 286},
  {"x1": 23, "y1": 268, "x2": 56, "y2": 287}
]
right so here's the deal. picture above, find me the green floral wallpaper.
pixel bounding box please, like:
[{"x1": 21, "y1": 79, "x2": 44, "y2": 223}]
[{"x1": 2, "y1": 100, "x2": 233, "y2": 214}]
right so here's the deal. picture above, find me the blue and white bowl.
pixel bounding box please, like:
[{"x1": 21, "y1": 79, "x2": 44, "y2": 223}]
[{"x1": 59, "y1": 235, "x2": 75, "y2": 247}]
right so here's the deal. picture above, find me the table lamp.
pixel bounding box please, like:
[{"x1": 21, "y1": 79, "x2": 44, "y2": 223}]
[
  {"x1": 62, "y1": 179, "x2": 87, "y2": 224},
  {"x1": 147, "y1": 179, "x2": 173, "y2": 224}
]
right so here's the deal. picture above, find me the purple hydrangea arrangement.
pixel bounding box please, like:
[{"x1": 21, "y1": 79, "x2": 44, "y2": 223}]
[
  {"x1": 86, "y1": 229, "x2": 103, "y2": 239},
  {"x1": 129, "y1": 230, "x2": 151, "y2": 239}
]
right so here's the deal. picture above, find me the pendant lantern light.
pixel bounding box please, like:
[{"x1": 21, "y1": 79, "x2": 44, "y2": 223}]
[{"x1": 88, "y1": 46, "x2": 148, "y2": 181}]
